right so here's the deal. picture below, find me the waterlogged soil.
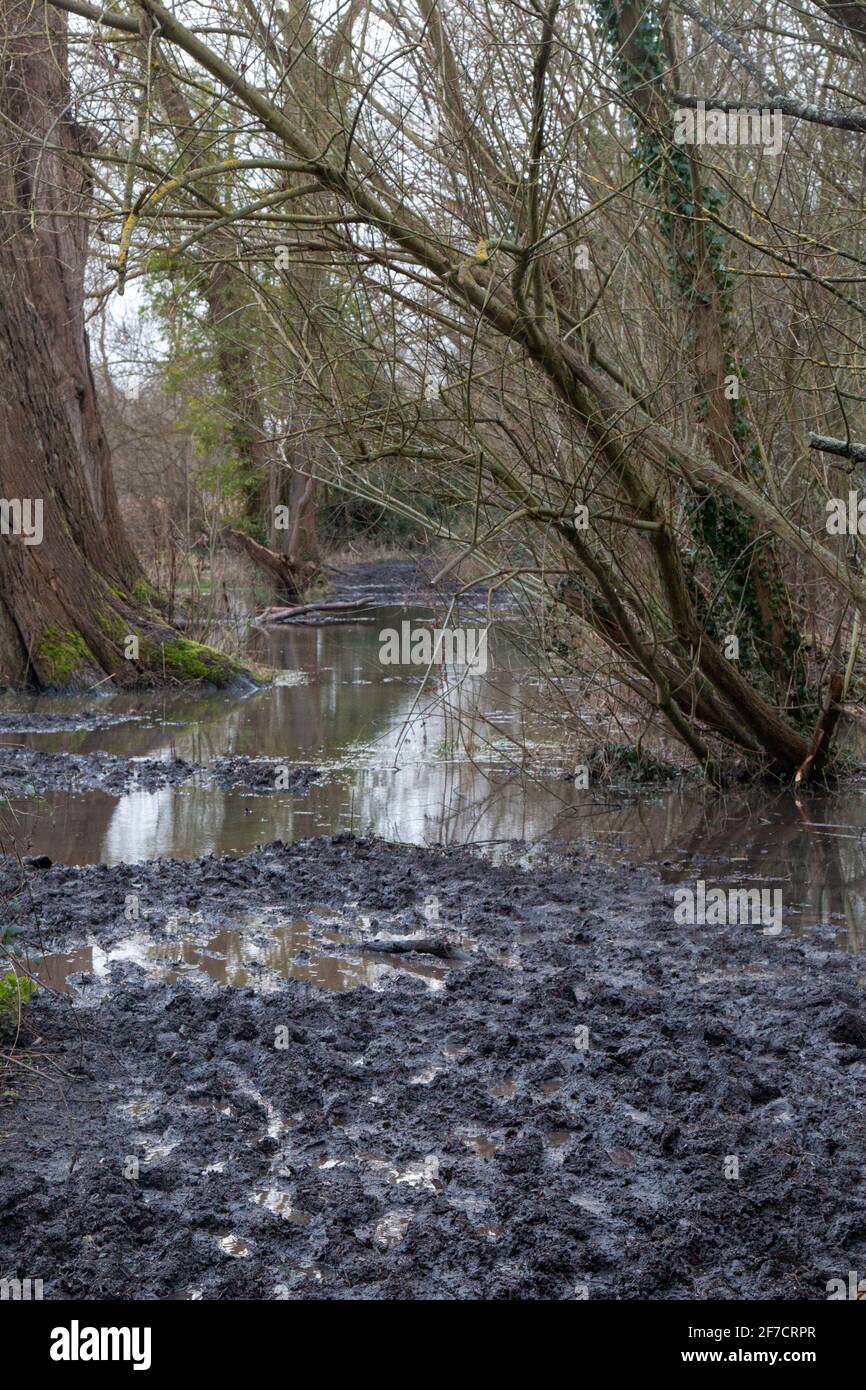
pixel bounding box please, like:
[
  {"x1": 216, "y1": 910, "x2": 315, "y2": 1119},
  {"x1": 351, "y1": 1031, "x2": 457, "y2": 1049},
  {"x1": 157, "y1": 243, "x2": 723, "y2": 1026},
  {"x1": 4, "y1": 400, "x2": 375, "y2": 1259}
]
[
  {"x1": 0, "y1": 709, "x2": 144, "y2": 734},
  {"x1": 0, "y1": 747, "x2": 321, "y2": 796},
  {"x1": 2, "y1": 836, "x2": 866, "y2": 1300}
]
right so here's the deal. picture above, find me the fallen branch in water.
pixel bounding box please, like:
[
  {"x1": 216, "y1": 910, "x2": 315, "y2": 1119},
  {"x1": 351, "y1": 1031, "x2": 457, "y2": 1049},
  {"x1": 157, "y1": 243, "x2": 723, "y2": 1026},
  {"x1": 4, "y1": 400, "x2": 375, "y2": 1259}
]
[{"x1": 254, "y1": 597, "x2": 376, "y2": 624}]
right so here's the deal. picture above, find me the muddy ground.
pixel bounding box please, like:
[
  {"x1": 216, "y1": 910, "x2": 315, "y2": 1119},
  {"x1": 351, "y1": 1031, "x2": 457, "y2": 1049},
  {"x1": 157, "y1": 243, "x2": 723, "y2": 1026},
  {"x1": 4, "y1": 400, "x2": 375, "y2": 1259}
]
[
  {"x1": 0, "y1": 709, "x2": 143, "y2": 735},
  {"x1": 1, "y1": 835, "x2": 865, "y2": 1300},
  {"x1": 0, "y1": 747, "x2": 321, "y2": 797}
]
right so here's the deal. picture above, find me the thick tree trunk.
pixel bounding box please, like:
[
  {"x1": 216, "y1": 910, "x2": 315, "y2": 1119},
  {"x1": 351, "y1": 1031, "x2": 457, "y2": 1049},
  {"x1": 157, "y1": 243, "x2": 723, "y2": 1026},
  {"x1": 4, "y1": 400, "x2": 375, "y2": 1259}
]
[
  {"x1": 274, "y1": 442, "x2": 319, "y2": 569},
  {"x1": 0, "y1": 2, "x2": 239, "y2": 689}
]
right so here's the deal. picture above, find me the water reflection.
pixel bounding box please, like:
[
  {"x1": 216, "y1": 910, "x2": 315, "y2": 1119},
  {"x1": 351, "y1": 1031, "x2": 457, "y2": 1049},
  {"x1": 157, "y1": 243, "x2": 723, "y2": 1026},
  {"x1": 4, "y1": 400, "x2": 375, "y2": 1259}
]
[
  {"x1": 2, "y1": 608, "x2": 866, "y2": 948},
  {"x1": 33, "y1": 916, "x2": 457, "y2": 996}
]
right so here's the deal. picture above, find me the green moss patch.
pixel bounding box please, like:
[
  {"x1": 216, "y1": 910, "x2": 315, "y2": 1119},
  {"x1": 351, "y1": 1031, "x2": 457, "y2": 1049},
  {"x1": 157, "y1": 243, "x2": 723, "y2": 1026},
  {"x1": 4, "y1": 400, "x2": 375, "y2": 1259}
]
[
  {"x1": 36, "y1": 628, "x2": 98, "y2": 685},
  {"x1": 138, "y1": 634, "x2": 247, "y2": 687}
]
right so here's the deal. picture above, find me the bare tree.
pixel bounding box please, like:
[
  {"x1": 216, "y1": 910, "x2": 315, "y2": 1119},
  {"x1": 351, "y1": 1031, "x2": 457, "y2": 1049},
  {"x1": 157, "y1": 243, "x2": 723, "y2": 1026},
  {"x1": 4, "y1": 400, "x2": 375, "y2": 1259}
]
[{"x1": 35, "y1": 0, "x2": 866, "y2": 770}]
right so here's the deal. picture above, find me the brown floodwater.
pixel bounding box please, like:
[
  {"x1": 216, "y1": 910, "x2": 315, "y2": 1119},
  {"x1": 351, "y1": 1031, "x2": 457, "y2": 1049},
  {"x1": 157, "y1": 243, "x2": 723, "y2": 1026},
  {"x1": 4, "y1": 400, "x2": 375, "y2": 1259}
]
[
  {"x1": 30, "y1": 899, "x2": 474, "y2": 998},
  {"x1": 2, "y1": 604, "x2": 866, "y2": 950}
]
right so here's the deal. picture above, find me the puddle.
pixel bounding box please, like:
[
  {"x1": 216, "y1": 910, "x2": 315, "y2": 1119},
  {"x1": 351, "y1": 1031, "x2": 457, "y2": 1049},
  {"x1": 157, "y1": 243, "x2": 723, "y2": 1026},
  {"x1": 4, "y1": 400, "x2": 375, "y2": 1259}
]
[
  {"x1": 545, "y1": 1130, "x2": 572, "y2": 1149},
  {"x1": 251, "y1": 1188, "x2": 311, "y2": 1225},
  {"x1": 605, "y1": 1147, "x2": 638, "y2": 1169},
  {"x1": 31, "y1": 912, "x2": 464, "y2": 997},
  {"x1": 374, "y1": 1211, "x2": 412, "y2": 1246},
  {"x1": 462, "y1": 1134, "x2": 501, "y2": 1159},
  {"x1": 35, "y1": 945, "x2": 95, "y2": 994},
  {"x1": 217, "y1": 1234, "x2": 252, "y2": 1258}
]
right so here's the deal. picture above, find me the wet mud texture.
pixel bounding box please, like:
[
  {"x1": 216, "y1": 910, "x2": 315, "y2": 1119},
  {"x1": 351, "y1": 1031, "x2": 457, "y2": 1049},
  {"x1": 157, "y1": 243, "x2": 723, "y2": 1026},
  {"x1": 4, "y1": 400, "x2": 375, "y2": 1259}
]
[
  {"x1": 209, "y1": 757, "x2": 321, "y2": 794},
  {"x1": 1, "y1": 837, "x2": 865, "y2": 1300},
  {"x1": 0, "y1": 710, "x2": 142, "y2": 735},
  {"x1": 0, "y1": 747, "x2": 321, "y2": 796}
]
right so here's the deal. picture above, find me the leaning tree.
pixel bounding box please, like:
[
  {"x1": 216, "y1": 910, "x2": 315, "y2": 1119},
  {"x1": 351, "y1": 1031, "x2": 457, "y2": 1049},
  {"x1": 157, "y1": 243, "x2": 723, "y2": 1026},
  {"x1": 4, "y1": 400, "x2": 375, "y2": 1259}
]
[{"x1": 40, "y1": 0, "x2": 866, "y2": 775}]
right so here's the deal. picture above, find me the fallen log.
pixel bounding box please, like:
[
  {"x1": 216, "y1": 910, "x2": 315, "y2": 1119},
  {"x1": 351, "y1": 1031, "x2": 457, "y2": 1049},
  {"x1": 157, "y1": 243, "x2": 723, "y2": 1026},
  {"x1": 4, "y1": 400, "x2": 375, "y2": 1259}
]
[
  {"x1": 224, "y1": 527, "x2": 316, "y2": 599},
  {"x1": 254, "y1": 597, "x2": 375, "y2": 624}
]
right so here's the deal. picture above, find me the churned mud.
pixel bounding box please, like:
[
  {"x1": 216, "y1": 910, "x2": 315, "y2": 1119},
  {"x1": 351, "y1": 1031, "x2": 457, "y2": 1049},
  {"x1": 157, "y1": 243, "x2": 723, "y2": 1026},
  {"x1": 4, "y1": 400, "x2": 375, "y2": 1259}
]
[
  {"x1": 0, "y1": 709, "x2": 143, "y2": 735},
  {"x1": 1, "y1": 836, "x2": 865, "y2": 1300},
  {"x1": 0, "y1": 747, "x2": 321, "y2": 797},
  {"x1": 209, "y1": 758, "x2": 322, "y2": 794}
]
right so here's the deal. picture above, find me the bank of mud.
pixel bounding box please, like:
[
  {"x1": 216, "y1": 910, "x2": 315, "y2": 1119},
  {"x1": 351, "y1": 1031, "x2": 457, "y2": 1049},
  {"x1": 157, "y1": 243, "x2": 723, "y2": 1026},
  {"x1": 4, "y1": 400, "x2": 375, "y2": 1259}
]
[
  {"x1": 0, "y1": 747, "x2": 321, "y2": 796},
  {"x1": 1, "y1": 836, "x2": 865, "y2": 1300}
]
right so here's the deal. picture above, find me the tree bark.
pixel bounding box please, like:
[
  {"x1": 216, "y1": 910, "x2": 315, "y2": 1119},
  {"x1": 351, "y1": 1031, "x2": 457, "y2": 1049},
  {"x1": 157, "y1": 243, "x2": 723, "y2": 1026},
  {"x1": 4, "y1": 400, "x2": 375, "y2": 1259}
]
[
  {"x1": 223, "y1": 528, "x2": 315, "y2": 601},
  {"x1": 0, "y1": 2, "x2": 239, "y2": 689},
  {"x1": 795, "y1": 673, "x2": 845, "y2": 785}
]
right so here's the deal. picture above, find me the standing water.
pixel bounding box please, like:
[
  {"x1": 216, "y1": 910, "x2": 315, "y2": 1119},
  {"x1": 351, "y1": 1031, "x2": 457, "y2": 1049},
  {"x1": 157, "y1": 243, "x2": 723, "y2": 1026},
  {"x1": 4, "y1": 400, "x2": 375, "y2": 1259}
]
[{"x1": 1, "y1": 597, "x2": 865, "y2": 950}]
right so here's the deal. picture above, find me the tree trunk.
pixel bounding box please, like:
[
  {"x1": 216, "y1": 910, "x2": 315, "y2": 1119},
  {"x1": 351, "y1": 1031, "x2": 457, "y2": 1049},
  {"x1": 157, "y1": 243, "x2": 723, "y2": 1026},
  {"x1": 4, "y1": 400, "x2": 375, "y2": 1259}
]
[
  {"x1": 144, "y1": 25, "x2": 319, "y2": 559},
  {"x1": 204, "y1": 258, "x2": 275, "y2": 523},
  {"x1": 0, "y1": 2, "x2": 240, "y2": 689},
  {"x1": 223, "y1": 529, "x2": 315, "y2": 601}
]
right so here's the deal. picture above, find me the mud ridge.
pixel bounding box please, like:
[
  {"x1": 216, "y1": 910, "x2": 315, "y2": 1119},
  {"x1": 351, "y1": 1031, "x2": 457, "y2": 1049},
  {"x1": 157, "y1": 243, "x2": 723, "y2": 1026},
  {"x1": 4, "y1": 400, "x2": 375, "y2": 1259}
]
[{"x1": 0, "y1": 747, "x2": 322, "y2": 796}]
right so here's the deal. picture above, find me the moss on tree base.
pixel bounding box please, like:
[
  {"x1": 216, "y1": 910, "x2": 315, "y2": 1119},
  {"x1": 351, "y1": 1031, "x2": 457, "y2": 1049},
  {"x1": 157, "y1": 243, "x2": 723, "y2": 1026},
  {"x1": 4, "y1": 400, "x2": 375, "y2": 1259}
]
[
  {"x1": 137, "y1": 634, "x2": 246, "y2": 686},
  {"x1": 36, "y1": 628, "x2": 101, "y2": 687},
  {"x1": 31, "y1": 616, "x2": 254, "y2": 693}
]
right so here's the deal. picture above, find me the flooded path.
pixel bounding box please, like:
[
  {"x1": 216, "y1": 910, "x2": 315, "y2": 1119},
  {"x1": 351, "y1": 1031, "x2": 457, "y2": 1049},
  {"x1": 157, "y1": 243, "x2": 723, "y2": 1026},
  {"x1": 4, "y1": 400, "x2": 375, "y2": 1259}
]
[
  {"x1": 3, "y1": 564, "x2": 866, "y2": 1300},
  {"x1": 1, "y1": 580, "x2": 865, "y2": 949},
  {"x1": 4, "y1": 835, "x2": 866, "y2": 1300},
  {"x1": 0, "y1": 581, "x2": 861, "y2": 950}
]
